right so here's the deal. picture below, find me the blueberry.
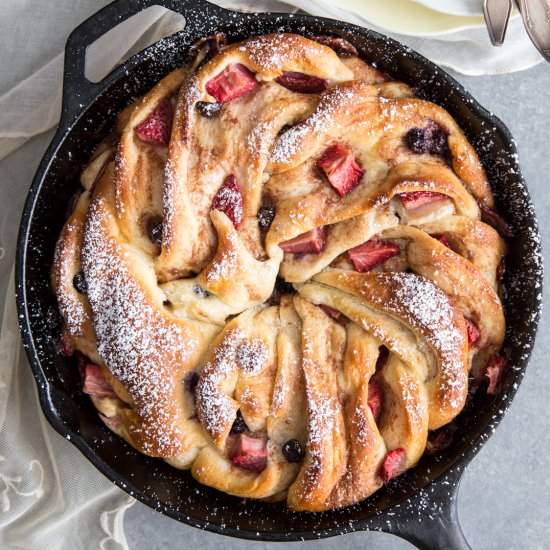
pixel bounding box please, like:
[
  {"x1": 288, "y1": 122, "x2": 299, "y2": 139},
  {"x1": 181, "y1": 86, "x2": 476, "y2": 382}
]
[
  {"x1": 72, "y1": 271, "x2": 87, "y2": 295},
  {"x1": 268, "y1": 277, "x2": 294, "y2": 305},
  {"x1": 282, "y1": 439, "x2": 304, "y2": 463},
  {"x1": 406, "y1": 120, "x2": 448, "y2": 156},
  {"x1": 145, "y1": 215, "x2": 163, "y2": 246},
  {"x1": 406, "y1": 127, "x2": 432, "y2": 154},
  {"x1": 196, "y1": 101, "x2": 222, "y2": 118},
  {"x1": 230, "y1": 410, "x2": 248, "y2": 434},
  {"x1": 258, "y1": 204, "x2": 275, "y2": 230}
]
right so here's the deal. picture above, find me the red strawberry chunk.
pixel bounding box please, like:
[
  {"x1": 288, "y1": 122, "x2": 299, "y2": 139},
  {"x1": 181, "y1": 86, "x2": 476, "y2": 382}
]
[
  {"x1": 486, "y1": 355, "x2": 506, "y2": 394},
  {"x1": 82, "y1": 363, "x2": 118, "y2": 399},
  {"x1": 434, "y1": 234, "x2": 451, "y2": 249},
  {"x1": 367, "y1": 380, "x2": 383, "y2": 423},
  {"x1": 228, "y1": 433, "x2": 268, "y2": 473},
  {"x1": 348, "y1": 240, "x2": 400, "y2": 272},
  {"x1": 466, "y1": 319, "x2": 480, "y2": 346},
  {"x1": 211, "y1": 175, "x2": 243, "y2": 229},
  {"x1": 205, "y1": 63, "x2": 257, "y2": 103},
  {"x1": 319, "y1": 304, "x2": 346, "y2": 324},
  {"x1": 381, "y1": 448, "x2": 407, "y2": 482},
  {"x1": 400, "y1": 191, "x2": 447, "y2": 210},
  {"x1": 276, "y1": 71, "x2": 327, "y2": 94},
  {"x1": 280, "y1": 227, "x2": 326, "y2": 254},
  {"x1": 317, "y1": 144, "x2": 365, "y2": 196},
  {"x1": 478, "y1": 203, "x2": 513, "y2": 238},
  {"x1": 134, "y1": 99, "x2": 173, "y2": 146}
]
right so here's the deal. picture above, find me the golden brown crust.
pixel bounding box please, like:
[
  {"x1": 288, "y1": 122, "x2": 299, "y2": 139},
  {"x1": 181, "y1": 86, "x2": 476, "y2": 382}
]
[{"x1": 300, "y1": 270, "x2": 469, "y2": 429}]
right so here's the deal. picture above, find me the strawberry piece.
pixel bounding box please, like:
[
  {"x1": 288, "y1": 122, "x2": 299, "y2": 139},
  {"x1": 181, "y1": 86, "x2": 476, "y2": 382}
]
[
  {"x1": 310, "y1": 35, "x2": 358, "y2": 57},
  {"x1": 486, "y1": 355, "x2": 506, "y2": 394},
  {"x1": 425, "y1": 424, "x2": 457, "y2": 455},
  {"x1": 319, "y1": 304, "x2": 346, "y2": 324},
  {"x1": 381, "y1": 448, "x2": 407, "y2": 482},
  {"x1": 228, "y1": 433, "x2": 268, "y2": 473},
  {"x1": 276, "y1": 71, "x2": 327, "y2": 94},
  {"x1": 367, "y1": 380, "x2": 383, "y2": 423},
  {"x1": 400, "y1": 191, "x2": 447, "y2": 210},
  {"x1": 211, "y1": 175, "x2": 243, "y2": 229},
  {"x1": 280, "y1": 227, "x2": 326, "y2": 254},
  {"x1": 478, "y1": 203, "x2": 513, "y2": 238},
  {"x1": 82, "y1": 363, "x2": 118, "y2": 399},
  {"x1": 466, "y1": 319, "x2": 480, "y2": 346},
  {"x1": 134, "y1": 99, "x2": 173, "y2": 146},
  {"x1": 317, "y1": 144, "x2": 365, "y2": 196},
  {"x1": 348, "y1": 240, "x2": 400, "y2": 272},
  {"x1": 205, "y1": 63, "x2": 257, "y2": 103},
  {"x1": 434, "y1": 234, "x2": 451, "y2": 249}
]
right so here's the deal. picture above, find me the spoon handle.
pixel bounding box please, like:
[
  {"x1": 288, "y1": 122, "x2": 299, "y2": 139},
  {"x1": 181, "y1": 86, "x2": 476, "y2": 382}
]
[
  {"x1": 484, "y1": 0, "x2": 513, "y2": 45},
  {"x1": 516, "y1": 0, "x2": 550, "y2": 61}
]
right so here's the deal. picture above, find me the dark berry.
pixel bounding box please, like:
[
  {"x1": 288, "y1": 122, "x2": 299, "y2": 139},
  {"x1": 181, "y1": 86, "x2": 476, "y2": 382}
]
[
  {"x1": 425, "y1": 423, "x2": 458, "y2": 455},
  {"x1": 196, "y1": 101, "x2": 222, "y2": 117},
  {"x1": 258, "y1": 204, "x2": 275, "y2": 230},
  {"x1": 184, "y1": 371, "x2": 199, "y2": 394},
  {"x1": 406, "y1": 127, "x2": 430, "y2": 154},
  {"x1": 230, "y1": 410, "x2": 248, "y2": 434},
  {"x1": 275, "y1": 277, "x2": 294, "y2": 294},
  {"x1": 282, "y1": 439, "x2": 304, "y2": 463},
  {"x1": 145, "y1": 215, "x2": 163, "y2": 246},
  {"x1": 72, "y1": 271, "x2": 87, "y2": 295},
  {"x1": 430, "y1": 127, "x2": 448, "y2": 156},
  {"x1": 406, "y1": 119, "x2": 448, "y2": 157},
  {"x1": 268, "y1": 277, "x2": 294, "y2": 305}
]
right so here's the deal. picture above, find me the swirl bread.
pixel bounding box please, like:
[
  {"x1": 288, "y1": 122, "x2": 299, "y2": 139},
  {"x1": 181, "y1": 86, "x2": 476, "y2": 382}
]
[{"x1": 51, "y1": 33, "x2": 509, "y2": 511}]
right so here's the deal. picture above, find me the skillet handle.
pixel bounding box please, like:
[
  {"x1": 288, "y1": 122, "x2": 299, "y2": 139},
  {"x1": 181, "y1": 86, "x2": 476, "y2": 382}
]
[
  {"x1": 61, "y1": 0, "x2": 229, "y2": 125},
  {"x1": 365, "y1": 466, "x2": 472, "y2": 550}
]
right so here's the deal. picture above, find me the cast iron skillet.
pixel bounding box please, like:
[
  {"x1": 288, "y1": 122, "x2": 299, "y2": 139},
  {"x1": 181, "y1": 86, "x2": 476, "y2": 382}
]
[{"x1": 16, "y1": 0, "x2": 543, "y2": 548}]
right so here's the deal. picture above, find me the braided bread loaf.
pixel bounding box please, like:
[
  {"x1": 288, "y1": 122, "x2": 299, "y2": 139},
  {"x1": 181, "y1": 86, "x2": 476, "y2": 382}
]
[{"x1": 52, "y1": 33, "x2": 508, "y2": 511}]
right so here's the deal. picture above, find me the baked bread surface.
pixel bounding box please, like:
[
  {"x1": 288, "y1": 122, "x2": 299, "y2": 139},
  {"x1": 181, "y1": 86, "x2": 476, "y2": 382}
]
[{"x1": 52, "y1": 33, "x2": 507, "y2": 511}]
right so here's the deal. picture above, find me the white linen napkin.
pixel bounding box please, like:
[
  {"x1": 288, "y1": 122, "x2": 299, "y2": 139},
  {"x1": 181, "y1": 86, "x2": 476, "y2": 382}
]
[{"x1": 0, "y1": 1, "x2": 542, "y2": 548}]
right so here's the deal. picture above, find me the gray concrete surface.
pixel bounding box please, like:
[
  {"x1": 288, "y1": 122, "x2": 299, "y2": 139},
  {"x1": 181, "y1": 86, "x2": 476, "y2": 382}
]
[{"x1": 121, "y1": 63, "x2": 550, "y2": 549}]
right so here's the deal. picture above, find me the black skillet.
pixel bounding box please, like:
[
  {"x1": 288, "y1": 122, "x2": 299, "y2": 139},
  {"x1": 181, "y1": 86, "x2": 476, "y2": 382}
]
[{"x1": 15, "y1": 0, "x2": 543, "y2": 548}]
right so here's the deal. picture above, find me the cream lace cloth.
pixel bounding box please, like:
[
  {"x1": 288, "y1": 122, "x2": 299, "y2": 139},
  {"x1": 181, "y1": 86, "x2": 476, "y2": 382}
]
[{"x1": 0, "y1": 0, "x2": 541, "y2": 548}]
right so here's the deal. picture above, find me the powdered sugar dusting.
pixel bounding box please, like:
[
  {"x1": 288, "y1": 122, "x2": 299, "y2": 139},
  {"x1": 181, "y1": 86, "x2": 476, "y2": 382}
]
[
  {"x1": 366, "y1": 272, "x2": 466, "y2": 409},
  {"x1": 197, "y1": 326, "x2": 268, "y2": 440},
  {"x1": 270, "y1": 85, "x2": 361, "y2": 165},
  {"x1": 83, "y1": 194, "x2": 200, "y2": 455}
]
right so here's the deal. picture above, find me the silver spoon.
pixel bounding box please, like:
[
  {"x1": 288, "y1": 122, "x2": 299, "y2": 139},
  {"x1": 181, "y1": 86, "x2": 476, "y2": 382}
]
[
  {"x1": 484, "y1": 0, "x2": 513, "y2": 45},
  {"x1": 516, "y1": 0, "x2": 550, "y2": 61}
]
